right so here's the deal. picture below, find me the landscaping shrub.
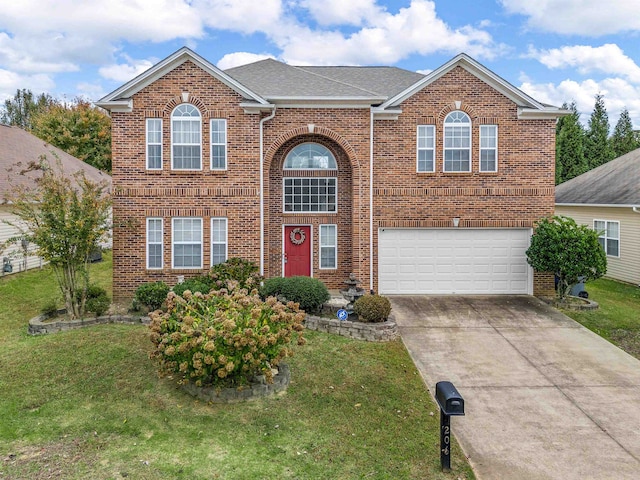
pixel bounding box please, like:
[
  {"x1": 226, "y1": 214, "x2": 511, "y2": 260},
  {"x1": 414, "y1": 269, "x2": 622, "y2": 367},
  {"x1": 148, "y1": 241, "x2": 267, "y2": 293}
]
[
  {"x1": 78, "y1": 284, "x2": 110, "y2": 317},
  {"x1": 134, "y1": 281, "x2": 170, "y2": 311},
  {"x1": 40, "y1": 299, "x2": 59, "y2": 317},
  {"x1": 148, "y1": 282, "x2": 306, "y2": 387},
  {"x1": 354, "y1": 294, "x2": 392, "y2": 323},
  {"x1": 260, "y1": 276, "x2": 330, "y2": 313},
  {"x1": 209, "y1": 257, "x2": 262, "y2": 291},
  {"x1": 172, "y1": 278, "x2": 211, "y2": 297}
]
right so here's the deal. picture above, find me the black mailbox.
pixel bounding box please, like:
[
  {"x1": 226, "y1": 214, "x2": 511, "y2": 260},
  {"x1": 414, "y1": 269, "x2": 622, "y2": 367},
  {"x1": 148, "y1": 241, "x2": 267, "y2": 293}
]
[{"x1": 436, "y1": 381, "x2": 465, "y2": 416}]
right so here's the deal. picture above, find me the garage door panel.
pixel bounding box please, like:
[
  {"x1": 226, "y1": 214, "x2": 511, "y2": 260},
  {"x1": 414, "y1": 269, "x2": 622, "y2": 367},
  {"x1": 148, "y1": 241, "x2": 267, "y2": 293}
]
[{"x1": 379, "y1": 228, "x2": 531, "y2": 294}]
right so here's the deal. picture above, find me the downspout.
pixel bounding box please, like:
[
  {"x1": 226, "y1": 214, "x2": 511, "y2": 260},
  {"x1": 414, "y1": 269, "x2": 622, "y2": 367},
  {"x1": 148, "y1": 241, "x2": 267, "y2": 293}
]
[
  {"x1": 369, "y1": 108, "x2": 374, "y2": 293},
  {"x1": 259, "y1": 107, "x2": 277, "y2": 277}
]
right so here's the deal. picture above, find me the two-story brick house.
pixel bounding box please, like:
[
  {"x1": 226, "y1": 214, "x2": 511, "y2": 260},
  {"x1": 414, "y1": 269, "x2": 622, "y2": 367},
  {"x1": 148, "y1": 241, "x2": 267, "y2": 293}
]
[{"x1": 97, "y1": 47, "x2": 564, "y2": 299}]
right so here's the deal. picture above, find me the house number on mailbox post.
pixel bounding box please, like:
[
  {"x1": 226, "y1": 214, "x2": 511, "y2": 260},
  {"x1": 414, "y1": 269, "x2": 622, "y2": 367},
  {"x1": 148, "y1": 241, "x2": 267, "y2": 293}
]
[{"x1": 435, "y1": 381, "x2": 465, "y2": 472}]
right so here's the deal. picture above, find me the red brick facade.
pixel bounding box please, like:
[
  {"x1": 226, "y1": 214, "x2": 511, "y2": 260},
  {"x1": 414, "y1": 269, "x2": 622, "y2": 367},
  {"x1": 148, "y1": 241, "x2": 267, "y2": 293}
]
[{"x1": 105, "y1": 54, "x2": 557, "y2": 299}]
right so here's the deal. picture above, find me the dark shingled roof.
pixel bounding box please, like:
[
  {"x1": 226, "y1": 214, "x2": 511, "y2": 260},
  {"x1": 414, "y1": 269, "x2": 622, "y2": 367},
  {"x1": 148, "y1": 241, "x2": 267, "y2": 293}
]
[
  {"x1": 0, "y1": 124, "x2": 111, "y2": 198},
  {"x1": 555, "y1": 148, "x2": 640, "y2": 205},
  {"x1": 224, "y1": 58, "x2": 425, "y2": 100}
]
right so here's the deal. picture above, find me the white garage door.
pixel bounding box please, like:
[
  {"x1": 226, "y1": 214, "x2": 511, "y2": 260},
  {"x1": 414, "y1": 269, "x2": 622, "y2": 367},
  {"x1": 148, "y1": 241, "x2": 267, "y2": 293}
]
[{"x1": 378, "y1": 228, "x2": 532, "y2": 294}]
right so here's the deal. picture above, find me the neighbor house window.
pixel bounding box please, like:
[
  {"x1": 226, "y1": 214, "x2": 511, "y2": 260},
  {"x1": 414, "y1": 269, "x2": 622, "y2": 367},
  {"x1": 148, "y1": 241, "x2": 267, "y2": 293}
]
[
  {"x1": 284, "y1": 143, "x2": 337, "y2": 169},
  {"x1": 146, "y1": 119, "x2": 162, "y2": 170},
  {"x1": 417, "y1": 125, "x2": 435, "y2": 172},
  {"x1": 211, "y1": 217, "x2": 227, "y2": 266},
  {"x1": 283, "y1": 178, "x2": 337, "y2": 213},
  {"x1": 443, "y1": 111, "x2": 471, "y2": 172},
  {"x1": 480, "y1": 125, "x2": 497, "y2": 172},
  {"x1": 594, "y1": 220, "x2": 619, "y2": 257},
  {"x1": 171, "y1": 104, "x2": 201, "y2": 170},
  {"x1": 146, "y1": 218, "x2": 163, "y2": 269},
  {"x1": 172, "y1": 218, "x2": 202, "y2": 268},
  {"x1": 210, "y1": 119, "x2": 227, "y2": 170},
  {"x1": 319, "y1": 224, "x2": 337, "y2": 269}
]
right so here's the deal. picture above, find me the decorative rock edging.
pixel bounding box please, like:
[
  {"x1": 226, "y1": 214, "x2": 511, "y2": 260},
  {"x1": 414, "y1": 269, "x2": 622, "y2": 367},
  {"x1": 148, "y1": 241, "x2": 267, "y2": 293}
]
[
  {"x1": 304, "y1": 314, "x2": 398, "y2": 342},
  {"x1": 29, "y1": 310, "x2": 150, "y2": 335},
  {"x1": 180, "y1": 364, "x2": 291, "y2": 403},
  {"x1": 540, "y1": 296, "x2": 600, "y2": 311}
]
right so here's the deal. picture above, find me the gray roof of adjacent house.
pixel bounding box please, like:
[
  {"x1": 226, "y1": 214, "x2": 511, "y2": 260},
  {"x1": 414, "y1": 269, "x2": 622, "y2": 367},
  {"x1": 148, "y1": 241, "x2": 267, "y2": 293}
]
[
  {"x1": 555, "y1": 148, "x2": 640, "y2": 205},
  {"x1": 0, "y1": 124, "x2": 111, "y2": 199},
  {"x1": 224, "y1": 59, "x2": 424, "y2": 101}
]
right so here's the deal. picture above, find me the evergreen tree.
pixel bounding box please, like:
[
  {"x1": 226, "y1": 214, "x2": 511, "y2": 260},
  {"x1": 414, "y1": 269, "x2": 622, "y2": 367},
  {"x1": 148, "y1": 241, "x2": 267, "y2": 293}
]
[
  {"x1": 555, "y1": 102, "x2": 586, "y2": 184},
  {"x1": 584, "y1": 94, "x2": 614, "y2": 169},
  {"x1": 0, "y1": 89, "x2": 55, "y2": 130},
  {"x1": 610, "y1": 108, "x2": 638, "y2": 157}
]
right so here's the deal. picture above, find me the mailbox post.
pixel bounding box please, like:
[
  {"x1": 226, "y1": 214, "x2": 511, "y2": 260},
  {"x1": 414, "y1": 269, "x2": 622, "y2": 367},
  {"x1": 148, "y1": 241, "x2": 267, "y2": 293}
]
[{"x1": 435, "y1": 381, "x2": 465, "y2": 472}]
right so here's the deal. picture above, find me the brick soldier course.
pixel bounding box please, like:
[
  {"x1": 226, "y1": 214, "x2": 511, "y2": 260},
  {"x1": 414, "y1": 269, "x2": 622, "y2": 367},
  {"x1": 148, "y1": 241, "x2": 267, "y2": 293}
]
[{"x1": 97, "y1": 47, "x2": 564, "y2": 300}]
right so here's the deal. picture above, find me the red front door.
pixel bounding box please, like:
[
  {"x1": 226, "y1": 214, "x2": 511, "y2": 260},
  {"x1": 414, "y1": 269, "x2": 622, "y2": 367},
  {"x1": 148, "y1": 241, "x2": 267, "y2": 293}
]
[{"x1": 284, "y1": 225, "x2": 311, "y2": 277}]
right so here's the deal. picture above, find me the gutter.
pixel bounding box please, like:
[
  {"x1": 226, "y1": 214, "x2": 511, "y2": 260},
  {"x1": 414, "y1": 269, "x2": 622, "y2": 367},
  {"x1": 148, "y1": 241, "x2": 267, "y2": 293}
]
[
  {"x1": 633, "y1": 207, "x2": 640, "y2": 214},
  {"x1": 259, "y1": 107, "x2": 277, "y2": 277},
  {"x1": 369, "y1": 108, "x2": 374, "y2": 293}
]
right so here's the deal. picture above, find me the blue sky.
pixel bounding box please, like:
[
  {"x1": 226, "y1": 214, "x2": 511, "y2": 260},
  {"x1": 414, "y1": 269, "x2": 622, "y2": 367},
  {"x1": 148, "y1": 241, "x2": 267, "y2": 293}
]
[{"x1": 1, "y1": 0, "x2": 640, "y2": 127}]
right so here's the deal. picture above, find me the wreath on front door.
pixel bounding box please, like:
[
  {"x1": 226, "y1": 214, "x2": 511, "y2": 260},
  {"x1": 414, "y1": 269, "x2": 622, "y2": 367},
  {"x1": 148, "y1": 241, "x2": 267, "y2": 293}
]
[{"x1": 289, "y1": 228, "x2": 306, "y2": 245}]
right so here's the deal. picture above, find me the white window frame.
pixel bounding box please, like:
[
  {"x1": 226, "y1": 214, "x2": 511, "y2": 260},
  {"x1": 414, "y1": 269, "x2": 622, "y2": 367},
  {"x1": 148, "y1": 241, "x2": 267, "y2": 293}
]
[
  {"x1": 283, "y1": 177, "x2": 338, "y2": 213},
  {"x1": 443, "y1": 111, "x2": 472, "y2": 172},
  {"x1": 417, "y1": 125, "x2": 435, "y2": 172},
  {"x1": 171, "y1": 217, "x2": 203, "y2": 269},
  {"x1": 594, "y1": 219, "x2": 620, "y2": 257},
  {"x1": 210, "y1": 217, "x2": 228, "y2": 266},
  {"x1": 146, "y1": 218, "x2": 163, "y2": 269},
  {"x1": 146, "y1": 118, "x2": 162, "y2": 170},
  {"x1": 171, "y1": 104, "x2": 202, "y2": 171},
  {"x1": 319, "y1": 224, "x2": 337, "y2": 269},
  {"x1": 210, "y1": 119, "x2": 227, "y2": 170},
  {"x1": 479, "y1": 125, "x2": 498, "y2": 172},
  {"x1": 284, "y1": 143, "x2": 337, "y2": 170}
]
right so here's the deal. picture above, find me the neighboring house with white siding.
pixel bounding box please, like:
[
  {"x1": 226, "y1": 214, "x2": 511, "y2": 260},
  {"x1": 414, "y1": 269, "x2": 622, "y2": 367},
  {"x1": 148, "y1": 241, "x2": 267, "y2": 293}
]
[
  {"x1": 556, "y1": 148, "x2": 640, "y2": 286},
  {"x1": 0, "y1": 124, "x2": 112, "y2": 276}
]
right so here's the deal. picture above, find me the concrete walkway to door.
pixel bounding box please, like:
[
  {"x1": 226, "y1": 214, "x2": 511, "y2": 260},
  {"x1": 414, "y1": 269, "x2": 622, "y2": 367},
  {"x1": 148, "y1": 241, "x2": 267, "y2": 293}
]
[{"x1": 390, "y1": 295, "x2": 640, "y2": 480}]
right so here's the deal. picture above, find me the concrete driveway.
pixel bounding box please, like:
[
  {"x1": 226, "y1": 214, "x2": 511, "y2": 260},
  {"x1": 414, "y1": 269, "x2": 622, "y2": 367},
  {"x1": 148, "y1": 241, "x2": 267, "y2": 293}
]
[{"x1": 391, "y1": 295, "x2": 640, "y2": 480}]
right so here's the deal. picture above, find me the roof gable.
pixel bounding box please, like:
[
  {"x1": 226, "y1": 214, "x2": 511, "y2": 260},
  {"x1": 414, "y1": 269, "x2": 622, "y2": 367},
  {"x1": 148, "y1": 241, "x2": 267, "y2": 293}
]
[
  {"x1": 379, "y1": 53, "x2": 566, "y2": 119},
  {"x1": 556, "y1": 148, "x2": 640, "y2": 206},
  {"x1": 96, "y1": 47, "x2": 269, "y2": 111}
]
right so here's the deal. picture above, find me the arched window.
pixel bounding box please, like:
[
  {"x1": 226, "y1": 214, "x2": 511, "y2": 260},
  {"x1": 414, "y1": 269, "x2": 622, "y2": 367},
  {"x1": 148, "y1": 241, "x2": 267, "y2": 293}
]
[
  {"x1": 284, "y1": 143, "x2": 337, "y2": 170},
  {"x1": 443, "y1": 111, "x2": 471, "y2": 172},
  {"x1": 171, "y1": 104, "x2": 201, "y2": 170}
]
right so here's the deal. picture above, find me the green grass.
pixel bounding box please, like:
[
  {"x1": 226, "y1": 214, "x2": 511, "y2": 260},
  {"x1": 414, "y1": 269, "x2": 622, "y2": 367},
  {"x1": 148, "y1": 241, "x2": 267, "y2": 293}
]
[
  {"x1": 0, "y1": 253, "x2": 474, "y2": 479},
  {"x1": 562, "y1": 278, "x2": 640, "y2": 358}
]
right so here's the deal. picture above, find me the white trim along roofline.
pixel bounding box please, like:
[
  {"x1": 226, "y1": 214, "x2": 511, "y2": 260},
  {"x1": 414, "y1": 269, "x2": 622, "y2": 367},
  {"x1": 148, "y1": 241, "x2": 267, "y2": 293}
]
[
  {"x1": 96, "y1": 47, "x2": 269, "y2": 112},
  {"x1": 556, "y1": 203, "x2": 640, "y2": 208},
  {"x1": 380, "y1": 53, "x2": 567, "y2": 117}
]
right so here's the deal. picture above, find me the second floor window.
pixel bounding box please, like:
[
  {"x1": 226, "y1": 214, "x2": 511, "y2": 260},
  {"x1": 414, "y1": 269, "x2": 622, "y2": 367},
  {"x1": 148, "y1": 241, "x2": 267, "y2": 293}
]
[
  {"x1": 210, "y1": 119, "x2": 227, "y2": 170},
  {"x1": 172, "y1": 104, "x2": 201, "y2": 170},
  {"x1": 417, "y1": 125, "x2": 435, "y2": 172},
  {"x1": 444, "y1": 111, "x2": 471, "y2": 172},
  {"x1": 146, "y1": 119, "x2": 162, "y2": 170},
  {"x1": 480, "y1": 125, "x2": 498, "y2": 172}
]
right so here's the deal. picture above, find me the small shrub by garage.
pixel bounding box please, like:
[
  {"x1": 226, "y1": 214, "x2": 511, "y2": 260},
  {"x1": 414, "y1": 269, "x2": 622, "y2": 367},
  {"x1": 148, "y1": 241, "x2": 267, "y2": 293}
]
[
  {"x1": 354, "y1": 294, "x2": 392, "y2": 323},
  {"x1": 76, "y1": 284, "x2": 110, "y2": 317},
  {"x1": 149, "y1": 283, "x2": 306, "y2": 387},
  {"x1": 260, "y1": 276, "x2": 330, "y2": 313},
  {"x1": 134, "y1": 281, "x2": 170, "y2": 311}
]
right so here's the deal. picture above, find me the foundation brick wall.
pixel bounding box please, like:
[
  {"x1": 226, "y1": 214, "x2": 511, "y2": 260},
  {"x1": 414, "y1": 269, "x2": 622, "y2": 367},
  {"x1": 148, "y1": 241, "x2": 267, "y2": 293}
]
[{"x1": 110, "y1": 60, "x2": 556, "y2": 299}]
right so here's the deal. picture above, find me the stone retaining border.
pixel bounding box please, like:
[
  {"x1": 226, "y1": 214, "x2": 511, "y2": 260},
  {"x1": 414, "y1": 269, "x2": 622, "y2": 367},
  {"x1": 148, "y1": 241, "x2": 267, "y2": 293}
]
[
  {"x1": 304, "y1": 314, "x2": 398, "y2": 342},
  {"x1": 29, "y1": 310, "x2": 150, "y2": 335},
  {"x1": 180, "y1": 364, "x2": 291, "y2": 403}
]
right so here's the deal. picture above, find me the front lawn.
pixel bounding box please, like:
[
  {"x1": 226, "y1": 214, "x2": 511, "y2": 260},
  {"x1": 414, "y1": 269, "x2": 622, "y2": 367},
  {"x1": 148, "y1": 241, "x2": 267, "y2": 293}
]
[
  {"x1": 0, "y1": 253, "x2": 474, "y2": 479},
  {"x1": 562, "y1": 278, "x2": 640, "y2": 359}
]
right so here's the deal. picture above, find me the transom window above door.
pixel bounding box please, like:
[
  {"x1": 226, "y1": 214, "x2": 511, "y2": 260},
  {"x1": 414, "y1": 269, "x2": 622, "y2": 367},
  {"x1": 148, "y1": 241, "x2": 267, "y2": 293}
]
[{"x1": 284, "y1": 143, "x2": 337, "y2": 170}]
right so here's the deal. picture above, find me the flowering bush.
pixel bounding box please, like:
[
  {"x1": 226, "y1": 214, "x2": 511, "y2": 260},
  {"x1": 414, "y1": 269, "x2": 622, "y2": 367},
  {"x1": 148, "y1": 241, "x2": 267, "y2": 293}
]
[{"x1": 148, "y1": 282, "x2": 305, "y2": 387}]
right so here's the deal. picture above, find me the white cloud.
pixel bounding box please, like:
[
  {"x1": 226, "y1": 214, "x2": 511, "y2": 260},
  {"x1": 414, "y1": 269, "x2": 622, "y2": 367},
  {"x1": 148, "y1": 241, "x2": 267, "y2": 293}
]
[
  {"x1": 193, "y1": 0, "x2": 284, "y2": 35},
  {"x1": 278, "y1": 0, "x2": 500, "y2": 65},
  {"x1": 99, "y1": 58, "x2": 156, "y2": 82},
  {"x1": 216, "y1": 52, "x2": 276, "y2": 70},
  {"x1": 0, "y1": 69, "x2": 55, "y2": 102},
  {"x1": 520, "y1": 77, "x2": 640, "y2": 128},
  {"x1": 528, "y1": 44, "x2": 640, "y2": 83},
  {"x1": 500, "y1": 0, "x2": 640, "y2": 35},
  {"x1": 300, "y1": 0, "x2": 384, "y2": 26}
]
